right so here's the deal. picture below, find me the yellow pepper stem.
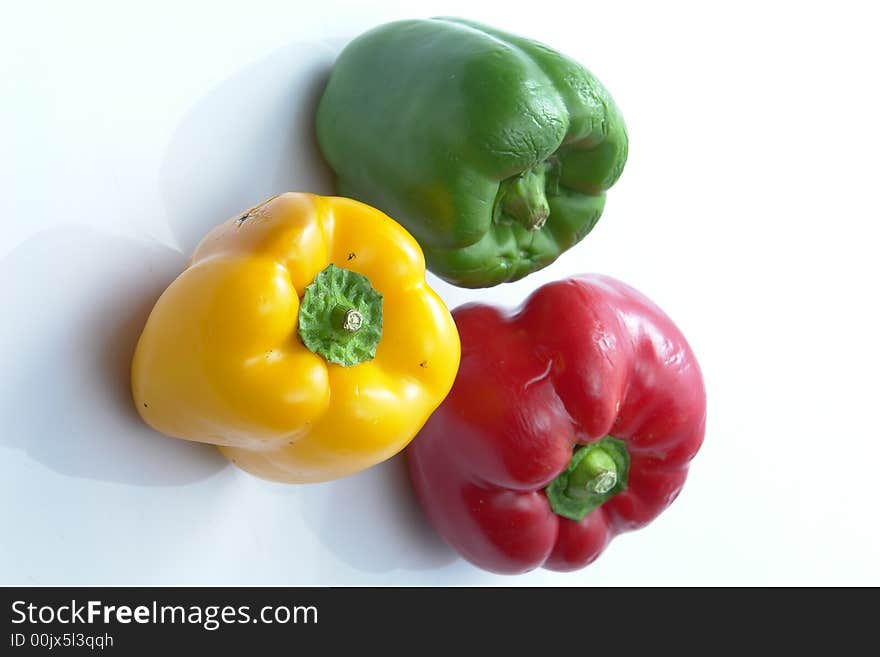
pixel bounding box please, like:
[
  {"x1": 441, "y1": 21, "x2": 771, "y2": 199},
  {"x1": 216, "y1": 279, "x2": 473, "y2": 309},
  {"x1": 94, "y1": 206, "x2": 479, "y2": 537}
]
[
  {"x1": 298, "y1": 264, "x2": 383, "y2": 367},
  {"x1": 333, "y1": 307, "x2": 364, "y2": 333}
]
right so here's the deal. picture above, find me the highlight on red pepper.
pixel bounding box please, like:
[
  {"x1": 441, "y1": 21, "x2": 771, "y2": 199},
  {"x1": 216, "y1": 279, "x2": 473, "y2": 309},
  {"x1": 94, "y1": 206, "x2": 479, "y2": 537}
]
[{"x1": 406, "y1": 274, "x2": 706, "y2": 574}]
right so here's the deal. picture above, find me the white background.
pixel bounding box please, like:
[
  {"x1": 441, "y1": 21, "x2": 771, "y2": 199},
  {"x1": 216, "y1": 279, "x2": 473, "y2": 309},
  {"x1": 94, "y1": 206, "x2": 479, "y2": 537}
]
[{"x1": 2, "y1": 0, "x2": 878, "y2": 585}]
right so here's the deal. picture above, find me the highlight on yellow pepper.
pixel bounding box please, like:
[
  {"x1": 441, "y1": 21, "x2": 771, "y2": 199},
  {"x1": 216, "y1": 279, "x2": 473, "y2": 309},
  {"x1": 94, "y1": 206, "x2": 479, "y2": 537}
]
[{"x1": 131, "y1": 193, "x2": 461, "y2": 483}]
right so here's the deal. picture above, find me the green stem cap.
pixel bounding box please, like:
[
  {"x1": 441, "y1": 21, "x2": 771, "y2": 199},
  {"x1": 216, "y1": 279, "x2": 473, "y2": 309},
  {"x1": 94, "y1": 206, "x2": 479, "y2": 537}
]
[
  {"x1": 496, "y1": 163, "x2": 551, "y2": 230},
  {"x1": 297, "y1": 264, "x2": 383, "y2": 367},
  {"x1": 545, "y1": 437, "x2": 630, "y2": 522}
]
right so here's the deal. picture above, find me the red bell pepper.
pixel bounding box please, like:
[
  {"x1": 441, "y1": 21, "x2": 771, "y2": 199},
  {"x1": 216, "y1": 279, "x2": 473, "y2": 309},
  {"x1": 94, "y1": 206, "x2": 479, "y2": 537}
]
[{"x1": 407, "y1": 274, "x2": 706, "y2": 574}]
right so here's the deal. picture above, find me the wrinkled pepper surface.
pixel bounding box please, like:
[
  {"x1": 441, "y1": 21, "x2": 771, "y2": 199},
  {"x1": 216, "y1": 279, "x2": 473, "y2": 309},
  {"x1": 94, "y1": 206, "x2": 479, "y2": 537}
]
[
  {"x1": 317, "y1": 18, "x2": 628, "y2": 288},
  {"x1": 407, "y1": 275, "x2": 705, "y2": 573},
  {"x1": 132, "y1": 193, "x2": 460, "y2": 483}
]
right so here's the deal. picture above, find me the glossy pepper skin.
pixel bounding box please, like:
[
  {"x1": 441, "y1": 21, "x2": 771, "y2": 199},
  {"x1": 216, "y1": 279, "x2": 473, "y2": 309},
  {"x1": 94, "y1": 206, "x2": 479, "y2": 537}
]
[
  {"x1": 316, "y1": 18, "x2": 628, "y2": 288},
  {"x1": 132, "y1": 193, "x2": 460, "y2": 483},
  {"x1": 407, "y1": 275, "x2": 705, "y2": 574}
]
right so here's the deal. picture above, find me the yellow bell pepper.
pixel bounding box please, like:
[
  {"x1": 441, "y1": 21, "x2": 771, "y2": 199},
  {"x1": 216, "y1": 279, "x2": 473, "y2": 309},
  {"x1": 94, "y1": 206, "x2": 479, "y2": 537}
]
[{"x1": 131, "y1": 193, "x2": 461, "y2": 483}]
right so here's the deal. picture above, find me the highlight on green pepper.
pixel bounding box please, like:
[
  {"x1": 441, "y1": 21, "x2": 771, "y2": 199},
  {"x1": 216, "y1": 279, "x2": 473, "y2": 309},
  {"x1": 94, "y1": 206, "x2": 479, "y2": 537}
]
[{"x1": 317, "y1": 17, "x2": 628, "y2": 288}]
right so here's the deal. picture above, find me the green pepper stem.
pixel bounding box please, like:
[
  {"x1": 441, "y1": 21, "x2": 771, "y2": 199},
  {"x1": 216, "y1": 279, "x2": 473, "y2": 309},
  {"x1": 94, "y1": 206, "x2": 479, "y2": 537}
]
[{"x1": 497, "y1": 163, "x2": 550, "y2": 230}]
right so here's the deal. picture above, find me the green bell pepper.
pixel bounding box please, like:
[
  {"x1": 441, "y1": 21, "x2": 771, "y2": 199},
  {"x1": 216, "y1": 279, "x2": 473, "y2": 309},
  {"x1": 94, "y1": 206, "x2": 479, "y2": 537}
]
[{"x1": 316, "y1": 17, "x2": 628, "y2": 288}]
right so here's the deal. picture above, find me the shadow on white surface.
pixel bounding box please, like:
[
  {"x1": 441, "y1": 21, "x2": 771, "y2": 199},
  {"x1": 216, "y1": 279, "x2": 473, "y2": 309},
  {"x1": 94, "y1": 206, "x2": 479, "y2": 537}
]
[
  {"x1": 0, "y1": 227, "x2": 228, "y2": 485},
  {"x1": 161, "y1": 40, "x2": 336, "y2": 254},
  {"x1": 298, "y1": 454, "x2": 458, "y2": 573}
]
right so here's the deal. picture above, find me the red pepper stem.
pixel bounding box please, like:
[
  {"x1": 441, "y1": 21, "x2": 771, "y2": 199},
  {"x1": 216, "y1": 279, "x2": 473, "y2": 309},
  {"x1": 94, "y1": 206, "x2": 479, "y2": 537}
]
[
  {"x1": 545, "y1": 437, "x2": 630, "y2": 522},
  {"x1": 566, "y1": 448, "x2": 618, "y2": 499}
]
